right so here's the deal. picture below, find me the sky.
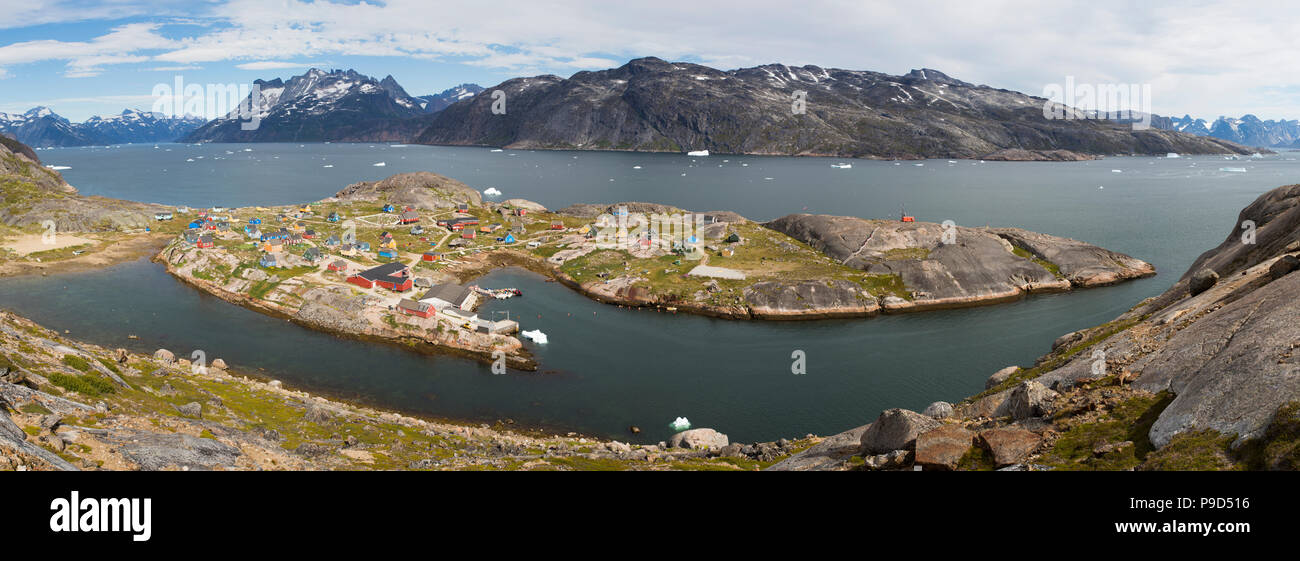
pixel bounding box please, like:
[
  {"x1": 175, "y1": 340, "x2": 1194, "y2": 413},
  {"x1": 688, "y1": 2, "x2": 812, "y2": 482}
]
[{"x1": 0, "y1": 0, "x2": 1297, "y2": 122}]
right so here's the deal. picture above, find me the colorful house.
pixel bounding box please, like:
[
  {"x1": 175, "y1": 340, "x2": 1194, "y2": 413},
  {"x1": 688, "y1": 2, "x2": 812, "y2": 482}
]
[
  {"x1": 377, "y1": 249, "x2": 398, "y2": 260},
  {"x1": 396, "y1": 298, "x2": 435, "y2": 318},
  {"x1": 502, "y1": 233, "x2": 516, "y2": 243},
  {"x1": 422, "y1": 252, "x2": 442, "y2": 262},
  {"x1": 259, "y1": 253, "x2": 280, "y2": 268},
  {"x1": 327, "y1": 259, "x2": 347, "y2": 272},
  {"x1": 197, "y1": 234, "x2": 215, "y2": 248},
  {"x1": 461, "y1": 231, "x2": 476, "y2": 239},
  {"x1": 456, "y1": 203, "x2": 469, "y2": 213},
  {"x1": 399, "y1": 210, "x2": 420, "y2": 224},
  {"x1": 346, "y1": 262, "x2": 412, "y2": 292},
  {"x1": 382, "y1": 204, "x2": 396, "y2": 213},
  {"x1": 327, "y1": 212, "x2": 340, "y2": 222}
]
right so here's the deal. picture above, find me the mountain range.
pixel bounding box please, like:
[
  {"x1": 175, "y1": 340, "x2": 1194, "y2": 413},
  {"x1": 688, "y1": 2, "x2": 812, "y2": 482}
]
[
  {"x1": 1153, "y1": 114, "x2": 1300, "y2": 148},
  {"x1": 414, "y1": 57, "x2": 1248, "y2": 158},
  {"x1": 182, "y1": 69, "x2": 482, "y2": 143},
  {"x1": 13, "y1": 59, "x2": 1258, "y2": 158},
  {"x1": 0, "y1": 107, "x2": 206, "y2": 148}
]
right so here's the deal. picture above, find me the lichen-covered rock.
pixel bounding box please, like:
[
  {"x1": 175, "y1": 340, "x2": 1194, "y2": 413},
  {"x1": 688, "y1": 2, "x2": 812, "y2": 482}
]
[
  {"x1": 978, "y1": 428, "x2": 1043, "y2": 467},
  {"x1": 922, "y1": 401, "x2": 954, "y2": 419},
  {"x1": 1189, "y1": 268, "x2": 1218, "y2": 296},
  {"x1": 986, "y1": 366, "x2": 1019, "y2": 389},
  {"x1": 153, "y1": 349, "x2": 175, "y2": 364},
  {"x1": 915, "y1": 424, "x2": 973, "y2": 470},
  {"x1": 998, "y1": 381, "x2": 1057, "y2": 420}
]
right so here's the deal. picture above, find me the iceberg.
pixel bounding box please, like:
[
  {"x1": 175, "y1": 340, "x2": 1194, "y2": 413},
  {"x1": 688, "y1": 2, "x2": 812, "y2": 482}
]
[
  {"x1": 686, "y1": 150, "x2": 709, "y2": 157},
  {"x1": 373, "y1": 162, "x2": 386, "y2": 167},
  {"x1": 483, "y1": 187, "x2": 502, "y2": 196},
  {"x1": 522, "y1": 329, "x2": 548, "y2": 344},
  {"x1": 1220, "y1": 167, "x2": 1247, "y2": 173},
  {"x1": 670, "y1": 417, "x2": 691, "y2": 431}
]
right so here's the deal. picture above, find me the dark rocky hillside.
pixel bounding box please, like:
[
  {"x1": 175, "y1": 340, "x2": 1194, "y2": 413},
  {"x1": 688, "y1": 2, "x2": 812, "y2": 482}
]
[{"x1": 417, "y1": 57, "x2": 1254, "y2": 159}]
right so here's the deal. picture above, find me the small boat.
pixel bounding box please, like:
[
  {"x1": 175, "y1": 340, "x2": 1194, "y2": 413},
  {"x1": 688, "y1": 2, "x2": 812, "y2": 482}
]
[{"x1": 521, "y1": 329, "x2": 548, "y2": 344}]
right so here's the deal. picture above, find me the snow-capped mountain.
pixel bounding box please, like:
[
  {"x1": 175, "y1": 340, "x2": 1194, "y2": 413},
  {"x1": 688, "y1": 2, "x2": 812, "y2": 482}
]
[
  {"x1": 184, "y1": 68, "x2": 431, "y2": 142},
  {"x1": 0, "y1": 106, "x2": 204, "y2": 147},
  {"x1": 80, "y1": 109, "x2": 206, "y2": 144},
  {"x1": 1154, "y1": 113, "x2": 1300, "y2": 148},
  {"x1": 416, "y1": 83, "x2": 485, "y2": 113}
]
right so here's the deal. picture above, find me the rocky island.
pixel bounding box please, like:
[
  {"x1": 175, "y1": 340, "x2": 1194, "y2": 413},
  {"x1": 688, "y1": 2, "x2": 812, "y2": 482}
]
[{"x1": 155, "y1": 171, "x2": 1154, "y2": 374}]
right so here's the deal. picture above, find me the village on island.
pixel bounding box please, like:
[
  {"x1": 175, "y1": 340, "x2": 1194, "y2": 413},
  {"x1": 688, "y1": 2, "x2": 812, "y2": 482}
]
[{"x1": 148, "y1": 171, "x2": 1153, "y2": 371}]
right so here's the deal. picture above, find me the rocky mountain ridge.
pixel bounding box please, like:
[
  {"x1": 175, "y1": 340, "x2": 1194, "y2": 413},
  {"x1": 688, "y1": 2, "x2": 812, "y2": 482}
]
[
  {"x1": 0, "y1": 107, "x2": 204, "y2": 148},
  {"x1": 416, "y1": 57, "x2": 1254, "y2": 159}
]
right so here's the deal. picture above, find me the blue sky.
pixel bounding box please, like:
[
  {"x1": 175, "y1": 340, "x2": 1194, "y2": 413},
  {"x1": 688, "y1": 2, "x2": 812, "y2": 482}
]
[{"x1": 2, "y1": 0, "x2": 1298, "y2": 122}]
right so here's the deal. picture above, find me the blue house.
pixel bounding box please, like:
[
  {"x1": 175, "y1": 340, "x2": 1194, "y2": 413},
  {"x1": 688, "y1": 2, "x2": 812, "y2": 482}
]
[
  {"x1": 356, "y1": 241, "x2": 371, "y2": 251},
  {"x1": 377, "y1": 249, "x2": 398, "y2": 260},
  {"x1": 187, "y1": 220, "x2": 203, "y2": 229},
  {"x1": 381, "y1": 204, "x2": 395, "y2": 213},
  {"x1": 503, "y1": 233, "x2": 516, "y2": 243},
  {"x1": 259, "y1": 253, "x2": 280, "y2": 268}
]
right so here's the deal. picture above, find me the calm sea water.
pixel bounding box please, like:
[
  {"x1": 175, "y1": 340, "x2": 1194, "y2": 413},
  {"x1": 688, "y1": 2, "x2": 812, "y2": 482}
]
[{"x1": 4, "y1": 143, "x2": 1296, "y2": 442}]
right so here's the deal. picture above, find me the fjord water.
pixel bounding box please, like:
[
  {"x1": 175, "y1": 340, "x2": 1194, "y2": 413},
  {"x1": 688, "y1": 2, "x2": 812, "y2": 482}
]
[{"x1": 7, "y1": 143, "x2": 1296, "y2": 443}]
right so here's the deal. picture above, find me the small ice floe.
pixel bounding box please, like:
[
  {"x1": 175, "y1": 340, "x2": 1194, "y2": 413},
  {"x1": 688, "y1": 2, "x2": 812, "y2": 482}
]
[
  {"x1": 670, "y1": 417, "x2": 691, "y2": 431},
  {"x1": 1166, "y1": 152, "x2": 1180, "y2": 158},
  {"x1": 764, "y1": 177, "x2": 774, "y2": 180},
  {"x1": 831, "y1": 163, "x2": 852, "y2": 169},
  {"x1": 632, "y1": 165, "x2": 642, "y2": 169},
  {"x1": 44, "y1": 165, "x2": 71, "y2": 170},
  {"x1": 483, "y1": 187, "x2": 502, "y2": 196},
  {"x1": 1111, "y1": 169, "x2": 1123, "y2": 173},
  {"x1": 322, "y1": 164, "x2": 334, "y2": 168},
  {"x1": 521, "y1": 329, "x2": 548, "y2": 344},
  {"x1": 186, "y1": 158, "x2": 195, "y2": 162},
  {"x1": 1220, "y1": 167, "x2": 1247, "y2": 173},
  {"x1": 373, "y1": 162, "x2": 386, "y2": 167},
  {"x1": 1098, "y1": 185, "x2": 1105, "y2": 189},
  {"x1": 681, "y1": 173, "x2": 687, "y2": 176},
  {"x1": 490, "y1": 149, "x2": 504, "y2": 152},
  {"x1": 913, "y1": 163, "x2": 924, "y2": 166},
  {"x1": 243, "y1": 148, "x2": 253, "y2": 152},
  {"x1": 686, "y1": 149, "x2": 709, "y2": 156},
  {"x1": 947, "y1": 160, "x2": 957, "y2": 164},
  {"x1": 390, "y1": 144, "x2": 408, "y2": 148},
  {"x1": 741, "y1": 163, "x2": 748, "y2": 167}
]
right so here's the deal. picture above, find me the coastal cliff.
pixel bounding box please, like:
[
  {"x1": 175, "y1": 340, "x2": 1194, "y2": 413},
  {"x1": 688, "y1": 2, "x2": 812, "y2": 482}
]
[{"x1": 771, "y1": 184, "x2": 1300, "y2": 471}]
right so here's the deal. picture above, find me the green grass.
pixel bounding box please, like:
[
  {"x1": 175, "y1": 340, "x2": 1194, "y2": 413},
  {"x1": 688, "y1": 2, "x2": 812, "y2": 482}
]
[
  {"x1": 47, "y1": 372, "x2": 117, "y2": 397},
  {"x1": 60, "y1": 355, "x2": 91, "y2": 372},
  {"x1": 1039, "y1": 392, "x2": 1173, "y2": 470},
  {"x1": 1140, "y1": 430, "x2": 1237, "y2": 471}
]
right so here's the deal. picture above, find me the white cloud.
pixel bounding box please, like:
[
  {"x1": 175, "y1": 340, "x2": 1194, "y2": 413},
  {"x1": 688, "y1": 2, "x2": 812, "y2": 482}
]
[
  {"x1": 1, "y1": 0, "x2": 1299, "y2": 117},
  {"x1": 235, "y1": 61, "x2": 327, "y2": 70}
]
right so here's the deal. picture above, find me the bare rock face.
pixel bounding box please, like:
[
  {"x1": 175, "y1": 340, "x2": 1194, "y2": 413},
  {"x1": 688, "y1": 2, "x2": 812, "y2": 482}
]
[
  {"x1": 501, "y1": 199, "x2": 547, "y2": 212},
  {"x1": 332, "y1": 172, "x2": 482, "y2": 210},
  {"x1": 743, "y1": 280, "x2": 878, "y2": 318},
  {"x1": 765, "y1": 424, "x2": 869, "y2": 471},
  {"x1": 860, "y1": 408, "x2": 941, "y2": 454},
  {"x1": 668, "y1": 428, "x2": 729, "y2": 450},
  {"x1": 915, "y1": 424, "x2": 973, "y2": 470},
  {"x1": 764, "y1": 214, "x2": 1151, "y2": 310}
]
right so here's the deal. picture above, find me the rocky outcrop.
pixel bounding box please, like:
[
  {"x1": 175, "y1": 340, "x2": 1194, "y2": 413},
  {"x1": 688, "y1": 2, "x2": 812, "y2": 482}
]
[
  {"x1": 915, "y1": 424, "x2": 973, "y2": 470},
  {"x1": 668, "y1": 428, "x2": 729, "y2": 450},
  {"x1": 329, "y1": 171, "x2": 482, "y2": 210},
  {"x1": 859, "y1": 409, "x2": 940, "y2": 454},
  {"x1": 765, "y1": 214, "x2": 1152, "y2": 311},
  {"x1": 0, "y1": 138, "x2": 165, "y2": 232},
  {"x1": 743, "y1": 280, "x2": 878, "y2": 318},
  {"x1": 980, "y1": 148, "x2": 1100, "y2": 161}
]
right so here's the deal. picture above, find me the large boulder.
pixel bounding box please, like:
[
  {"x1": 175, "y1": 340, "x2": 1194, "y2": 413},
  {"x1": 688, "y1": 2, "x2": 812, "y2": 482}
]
[
  {"x1": 1269, "y1": 255, "x2": 1300, "y2": 280},
  {"x1": 922, "y1": 401, "x2": 954, "y2": 419},
  {"x1": 998, "y1": 381, "x2": 1058, "y2": 420},
  {"x1": 914, "y1": 424, "x2": 973, "y2": 470},
  {"x1": 859, "y1": 408, "x2": 941, "y2": 454},
  {"x1": 986, "y1": 366, "x2": 1019, "y2": 389},
  {"x1": 978, "y1": 428, "x2": 1043, "y2": 467},
  {"x1": 153, "y1": 349, "x2": 175, "y2": 364},
  {"x1": 1189, "y1": 268, "x2": 1218, "y2": 296},
  {"x1": 668, "y1": 428, "x2": 729, "y2": 450}
]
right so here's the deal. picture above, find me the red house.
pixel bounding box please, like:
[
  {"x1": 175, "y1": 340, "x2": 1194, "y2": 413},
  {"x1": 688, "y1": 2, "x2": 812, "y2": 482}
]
[
  {"x1": 461, "y1": 231, "x2": 476, "y2": 239},
  {"x1": 327, "y1": 259, "x2": 347, "y2": 272},
  {"x1": 197, "y1": 234, "x2": 215, "y2": 248},
  {"x1": 550, "y1": 221, "x2": 565, "y2": 230},
  {"x1": 397, "y1": 299, "x2": 434, "y2": 318},
  {"x1": 399, "y1": 210, "x2": 420, "y2": 224},
  {"x1": 346, "y1": 262, "x2": 413, "y2": 292},
  {"x1": 422, "y1": 252, "x2": 441, "y2": 262}
]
